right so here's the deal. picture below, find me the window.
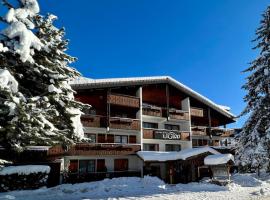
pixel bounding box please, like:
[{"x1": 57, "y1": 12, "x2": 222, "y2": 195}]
[
  {"x1": 165, "y1": 144, "x2": 181, "y2": 151},
  {"x1": 143, "y1": 143, "x2": 159, "y2": 151},
  {"x1": 68, "y1": 160, "x2": 78, "y2": 173},
  {"x1": 97, "y1": 159, "x2": 106, "y2": 172},
  {"x1": 192, "y1": 139, "x2": 198, "y2": 147},
  {"x1": 129, "y1": 135, "x2": 137, "y2": 144},
  {"x1": 79, "y1": 160, "x2": 95, "y2": 174},
  {"x1": 165, "y1": 124, "x2": 180, "y2": 131},
  {"x1": 106, "y1": 134, "x2": 114, "y2": 143},
  {"x1": 115, "y1": 135, "x2": 128, "y2": 144},
  {"x1": 143, "y1": 122, "x2": 158, "y2": 129},
  {"x1": 98, "y1": 134, "x2": 106, "y2": 143},
  {"x1": 85, "y1": 134, "x2": 96, "y2": 143},
  {"x1": 114, "y1": 159, "x2": 128, "y2": 171}
]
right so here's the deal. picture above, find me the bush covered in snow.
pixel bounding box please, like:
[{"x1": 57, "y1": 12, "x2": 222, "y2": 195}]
[{"x1": 0, "y1": 165, "x2": 50, "y2": 192}]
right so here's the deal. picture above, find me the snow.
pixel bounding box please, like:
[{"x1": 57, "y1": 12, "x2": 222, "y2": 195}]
[
  {"x1": 137, "y1": 147, "x2": 220, "y2": 162},
  {"x1": 66, "y1": 107, "x2": 84, "y2": 140},
  {"x1": 204, "y1": 154, "x2": 234, "y2": 165},
  {"x1": 0, "y1": 165, "x2": 50, "y2": 176},
  {"x1": 0, "y1": 69, "x2": 18, "y2": 93},
  {"x1": 0, "y1": 43, "x2": 8, "y2": 52},
  {"x1": 1, "y1": 174, "x2": 270, "y2": 200},
  {"x1": 2, "y1": 0, "x2": 43, "y2": 63},
  {"x1": 48, "y1": 84, "x2": 62, "y2": 93},
  {"x1": 3, "y1": 21, "x2": 43, "y2": 63}
]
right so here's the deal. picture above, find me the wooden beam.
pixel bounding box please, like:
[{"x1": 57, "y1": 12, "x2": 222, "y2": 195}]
[{"x1": 208, "y1": 107, "x2": 212, "y2": 138}]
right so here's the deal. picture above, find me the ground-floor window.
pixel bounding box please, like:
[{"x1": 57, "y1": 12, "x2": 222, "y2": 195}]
[
  {"x1": 165, "y1": 144, "x2": 181, "y2": 151},
  {"x1": 114, "y1": 159, "x2": 129, "y2": 171},
  {"x1": 79, "y1": 160, "x2": 96, "y2": 174},
  {"x1": 115, "y1": 135, "x2": 128, "y2": 144},
  {"x1": 143, "y1": 143, "x2": 159, "y2": 151},
  {"x1": 68, "y1": 160, "x2": 78, "y2": 173},
  {"x1": 97, "y1": 159, "x2": 107, "y2": 172}
]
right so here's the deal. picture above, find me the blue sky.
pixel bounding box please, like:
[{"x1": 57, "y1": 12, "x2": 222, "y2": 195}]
[{"x1": 39, "y1": 0, "x2": 268, "y2": 127}]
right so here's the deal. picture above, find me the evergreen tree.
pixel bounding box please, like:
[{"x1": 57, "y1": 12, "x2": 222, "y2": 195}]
[
  {"x1": 0, "y1": 0, "x2": 88, "y2": 152},
  {"x1": 236, "y1": 6, "x2": 270, "y2": 173}
]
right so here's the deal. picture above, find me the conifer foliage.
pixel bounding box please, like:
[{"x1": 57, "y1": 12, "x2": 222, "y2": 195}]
[
  {"x1": 0, "y1": 0, "x2": 87, "y2": 151},
  {"x1": 236, "y1": 6, "x2": 270, "y2": 172}
]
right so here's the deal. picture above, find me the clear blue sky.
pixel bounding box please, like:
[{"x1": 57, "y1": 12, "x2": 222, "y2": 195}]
[{"x1": 39, "y1": 0, "x2": 268, "y2": 128}]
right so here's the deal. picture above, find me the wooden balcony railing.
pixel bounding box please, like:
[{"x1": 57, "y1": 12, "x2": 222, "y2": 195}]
[
  {"x1": 169, "y1": 109, "x2": 189, "y2": 120},
  {"x1": 108, "y1": 94, "x2": 140, "y2": 108},
  {"x1": 109, "y1": 117, "x2": 140, "y2": 131},
  {"x1": 81, "y1": 115, "x2": 107, "y2": 128},
  {"x1": 190, "y1": 107, "x2": 204, "y2": 117},
  {"x1": 81, "y1": 115, "x2": 140, "y2": 131},
  {"x1": 192, "y1": 127, "x2": 207, "y2": 136},
  {"x1": 143, "y1": 129, "x2": 190, "y2": 141},
  {"x1": 142, "y1": 104, "x2": 162, "y2": 117},
  {"x1": 48, "y1": 143, "x2": 141, "y2": 157},
  {"x1": 192, "y1": 127, "x2": 234, "y2": 137}
]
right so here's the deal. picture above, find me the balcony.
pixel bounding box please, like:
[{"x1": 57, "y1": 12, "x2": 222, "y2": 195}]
[
  {"x1": 47, "y1": 143, "x2": 141, "y2": 157},
  {"x1": 68, "y1": 143, "x2": 141, "y2": 156},
  {"x1": 190, "y1": 107, "x2": 204, "y2": 117},
  {"x1": 169, "y1": 109, "x2": 189, "y2": 120},
  {"x1": 143, "y1": 129, "x2": 190, "y2": 141},
  {"x1": 81, "y1": 115, "x2": 140, "y2": 131},
  {"x1": 192, "y1": 126, "x2": 234, "y2": 137},
  {"x1": 108, "y1": 93, "x2": 140, "y2": 108},
  {"x1": 142, "y1": 104, "x2": 162, "y2": 117},
  {"x1": 192, "y1": 127, "x2": 207, "y2": 136},
  {"x1": 109, "y1": 117, "x2": 140, "y2": 131},
  {"x1": 81, "y1": 115, "x2": 107, "y2": 128}
]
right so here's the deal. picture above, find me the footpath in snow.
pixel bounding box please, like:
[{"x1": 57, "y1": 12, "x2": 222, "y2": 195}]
[{"x1": 1, "y1": 173, "x2": 270, "y2": 200}]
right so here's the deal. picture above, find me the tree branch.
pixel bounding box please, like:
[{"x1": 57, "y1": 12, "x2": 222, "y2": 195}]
[{"x1": 2, "y1": 0, "x2": 14, "y2": 9}]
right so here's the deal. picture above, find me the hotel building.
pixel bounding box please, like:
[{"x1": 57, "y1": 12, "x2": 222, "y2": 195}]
[{"x1": 51, "y1": 76, "x2": 236, "y2": 183}]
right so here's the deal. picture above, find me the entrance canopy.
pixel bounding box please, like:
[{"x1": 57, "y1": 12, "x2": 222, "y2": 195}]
[
  {"x1": 204, "y1": 154, "x2": 234, "y2": 165},
  {"x1": 137, "y1": 147, "x2": 220, "y2": 162}
]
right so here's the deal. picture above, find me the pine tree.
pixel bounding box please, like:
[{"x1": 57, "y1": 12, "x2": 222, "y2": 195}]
[
  {"x1": 0, "y1": 0, "x2": 88, "y2": 152},
  {"x1": 236, "y1": 6, "x2": 270, "y2": 173}
]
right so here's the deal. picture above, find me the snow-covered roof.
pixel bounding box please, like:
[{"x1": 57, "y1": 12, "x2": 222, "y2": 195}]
[
  {"x1": 204, "y1": 154, "x2": 234, "y2": 165},
  {"x1": 70, "y1": 76, "x2": 235, "y2": 120},
  {"x1": 0, "y1": 165, "x2": 50, "y2": 175},
  {"x1": 137, "y1": 147, "x2": 220, "y2": 162}
]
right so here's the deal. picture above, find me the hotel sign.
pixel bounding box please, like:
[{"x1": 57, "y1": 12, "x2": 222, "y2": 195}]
[{"x1": 154, "y1": 130, "x2": 181, "y2": 140}]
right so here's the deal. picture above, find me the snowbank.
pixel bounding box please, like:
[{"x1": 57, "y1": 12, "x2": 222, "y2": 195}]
[
  {"x1": 204, "y1": 154, "x2": 234, "y2": 165},
  {"x1": 2, "y1": 174, "x2": 270, "y2": 200},
  {"x1": 0, "y1": 165, "x2": 50, "y2": 175},
  {"x1": 137, "y1": 147, "x2": 220, "y2": 162}
]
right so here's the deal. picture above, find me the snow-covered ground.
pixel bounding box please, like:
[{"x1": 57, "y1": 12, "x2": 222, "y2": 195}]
[{"x1": 0, "y1": 173, "x2": 270, "y2": 200}]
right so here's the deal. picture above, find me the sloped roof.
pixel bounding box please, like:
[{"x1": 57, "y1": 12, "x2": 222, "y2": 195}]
[
  {"x1": 137, "y1": 147, "x2": 220, "y2": 162},
  {"x1": 70, "y1": 76, "x2": 236, "y2": 119}
]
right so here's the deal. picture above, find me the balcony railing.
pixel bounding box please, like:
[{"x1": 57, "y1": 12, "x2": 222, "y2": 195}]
[
  {"x1": 192, "y1": 127, "x2": 207, "y2": 136},
  {"x1": 190, "y1": 107, "x2": 204, "y2": 117},
  {"x1": 192, "y1": 127, "x2": 234, "y2": 137},
  {"x1": 108, "y1": 93, "x2": 140, "y2": 108},
  {"x1": 81, "y1": 115, "x2": 107, "y2": 128},
  {"x1": 48, "y1": 143, "x2": 141, "y2": 157},
  {"x1": 142, "y1": 104, "x2": 162, "y2": 117},
  {"x1": 169, "y1": 109, "x2": 189, "y2": 120},
  {"x1": 143, "y1": 129, "x2": 190, "y2": 141},
  {"x1": 109, "y1": 117, "x2": 140, "y2": 131},
  {"x1": 81, "y1": 115, "x2": 140, "y2": 131}
]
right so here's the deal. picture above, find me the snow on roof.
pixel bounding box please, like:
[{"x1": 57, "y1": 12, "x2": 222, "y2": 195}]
[
  {"x1": 0, "y1": 165, "x2": 50, "y2": 175},
  {"x1": 218, "y1": 105, "x2": 231, "y2": 111},
  {"x1": 70, "y1": 76, "x2": 235, "y2": 119},
  {"x1": 204, "y1": 154, "x2": 234, "y2": 165},
  {"x1": 137, "y1": 147, "x2": 220, "y2": 162}
]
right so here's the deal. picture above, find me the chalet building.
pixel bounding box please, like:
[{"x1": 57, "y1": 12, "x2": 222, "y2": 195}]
[{"x1": 59, "y1": 76, "x2": 236, "y2": 183}]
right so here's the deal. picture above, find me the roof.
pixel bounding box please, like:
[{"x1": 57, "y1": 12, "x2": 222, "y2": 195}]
[
  {"x1": 204, "y1": 154, "x2": 234, "y2": 165},
  {"x1": 70, "y1": 76, "x2": 235, "y2": 119},
  {"x1": 137, "y1": 147, "x2": 220, "y2": 162}
]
